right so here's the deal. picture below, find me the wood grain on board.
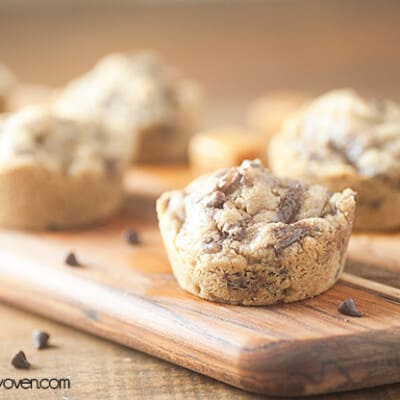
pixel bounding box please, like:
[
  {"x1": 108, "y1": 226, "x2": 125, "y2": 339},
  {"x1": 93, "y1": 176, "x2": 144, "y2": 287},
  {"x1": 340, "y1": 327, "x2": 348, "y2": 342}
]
[{"x1": 0, "y1": 166, "x2": 399, "y2": 397}]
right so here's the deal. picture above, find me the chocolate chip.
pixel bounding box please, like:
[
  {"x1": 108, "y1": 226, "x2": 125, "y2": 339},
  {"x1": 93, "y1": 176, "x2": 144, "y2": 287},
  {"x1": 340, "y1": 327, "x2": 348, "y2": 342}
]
[
  {"x1": 232, "y1": 225, "x2": 247, "y2": 240},
  {"x1": 272, "y1": 225, "x2": 309, "y2": 256},
  {"x1": 338, "y1": 298, "x2": 363, "y2": 317},
  {"x1": 222, "y1": 224, "x2": 247, "y2": 241},
  {"x1": 65, "y1": 252, "x2": 81, "y2": 267},
  {"x1": 123, "y1": 229, "x2": 140, "y2": 245},
  {"x1": 206, "y1": 191, "x2": 225, "y2": 208},
  {"x1": 202, "y1": 239, "x2": 222, "y2": 254},
  {"x1": 278, "y1": 184, "x2": 303, "y2": 223},
  {"x1": 32, "y1": 329, "x2": 50, "y2": 350},
  {"x1": 11, "y1": 351, "x2": 30, "y2": 369},
  {"x1": 218, "y1": 169, "x2": 242, "y2": 194}
]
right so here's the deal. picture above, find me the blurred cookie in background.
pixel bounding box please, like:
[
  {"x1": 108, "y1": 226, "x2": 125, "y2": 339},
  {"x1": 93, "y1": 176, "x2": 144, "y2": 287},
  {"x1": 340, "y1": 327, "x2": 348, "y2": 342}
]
[
  {"x1": 55, "y1": 51, "x2": 203, "y2": 164},
  {"x1": 189, "y1": 126, "x2": 266, "y2": 175},
  {"x1": 0, "y1": 106, "x2": 130, "y2": 229},
  {"x1": 0, "y1": 63, "x2": 16, "y2": 112},
  {"x1": 269, "y1": 88, "x2": 400, "y2": 231},
  {"x1": 247, "y1": 90, "x2": 311, "y2": 142}
]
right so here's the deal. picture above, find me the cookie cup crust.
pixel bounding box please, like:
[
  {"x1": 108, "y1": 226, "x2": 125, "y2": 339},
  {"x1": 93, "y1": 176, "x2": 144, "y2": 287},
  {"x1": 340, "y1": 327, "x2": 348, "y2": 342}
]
[
  {"x1": 157, "y1": 186, "x2": 355, "y2": 306},
  {"x1": 0, "y1": 164, "x2": 123, "y2": 229}
]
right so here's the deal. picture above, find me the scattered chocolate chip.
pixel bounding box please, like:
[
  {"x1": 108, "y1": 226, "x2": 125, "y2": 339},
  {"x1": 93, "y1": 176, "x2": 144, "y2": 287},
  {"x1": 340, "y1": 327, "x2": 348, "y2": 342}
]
[
  {"x1": 278, "y1": 184, "x2": 303, "y2": 224},
  {"x1": 338, "y1": 297, "x2": 363, "y2": 318},
  {"x1": 123, "y1": 229, "x2": 140, "y2": 245},
  {"x1": 11, "y1": 351, "x2": 30, "y2": 369},
  {"x1": 32, "y1": 329, "x2": 50, "y2": 350},
  {"x1": 206, "y1": 191, "x2": 226, "y2": 208},
  {"x1": 65, "y1": 252, "x2": 81, "y2": 267}
]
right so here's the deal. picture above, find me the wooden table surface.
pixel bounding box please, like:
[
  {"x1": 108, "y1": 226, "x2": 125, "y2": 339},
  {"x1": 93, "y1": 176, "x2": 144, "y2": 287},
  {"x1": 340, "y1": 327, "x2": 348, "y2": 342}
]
[
  {"x1": 1, "y1": 1, "x2": 400, "y2": 398},
  {"x1": 0, "y1": 299, "x2": 395, "y2": 400},
  {"x1": 0, "y1": 299, "x2": 399, "y2": 400}
]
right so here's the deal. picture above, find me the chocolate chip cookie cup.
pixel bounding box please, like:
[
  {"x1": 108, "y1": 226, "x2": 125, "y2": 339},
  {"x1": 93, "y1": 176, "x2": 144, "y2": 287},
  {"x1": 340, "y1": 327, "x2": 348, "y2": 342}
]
[
  {"x1": 0, "y1": 107, "x2": 127, "y2": 230},
  {"x1": 269, "y1": 89, "x2": 400, "y2": 231},
  {"x1": 157, "y1": 160, "x2": 356, "y2": 305},
  {"x1": 55, "y1": 51, "x2": 203, "y2": 164}
]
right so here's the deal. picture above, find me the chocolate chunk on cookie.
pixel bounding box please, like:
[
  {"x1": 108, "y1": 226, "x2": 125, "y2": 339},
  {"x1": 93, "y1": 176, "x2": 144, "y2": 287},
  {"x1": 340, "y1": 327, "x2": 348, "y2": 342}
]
[
  {"x1": 272, "y1": 224, "x2": 309, "y2": 256},
  {"x1": 206, "y1": 191, "x2": 226, "y2": 208},
  {"x1": 278, "y1": 184, "x2": 303, "y2": 223}
]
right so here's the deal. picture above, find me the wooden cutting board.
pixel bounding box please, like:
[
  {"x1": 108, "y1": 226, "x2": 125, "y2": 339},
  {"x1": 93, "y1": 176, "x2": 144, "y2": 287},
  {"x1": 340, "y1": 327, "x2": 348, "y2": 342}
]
[{"x1": 0, "y1": 166, "x2": 399, "y2": 397}]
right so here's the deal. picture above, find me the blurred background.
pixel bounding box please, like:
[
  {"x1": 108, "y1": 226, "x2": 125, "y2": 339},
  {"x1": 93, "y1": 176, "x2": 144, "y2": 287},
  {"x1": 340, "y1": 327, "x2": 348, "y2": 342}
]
[{"x1": 1, "y1": 0, "x2": 400, "y2": 123}]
